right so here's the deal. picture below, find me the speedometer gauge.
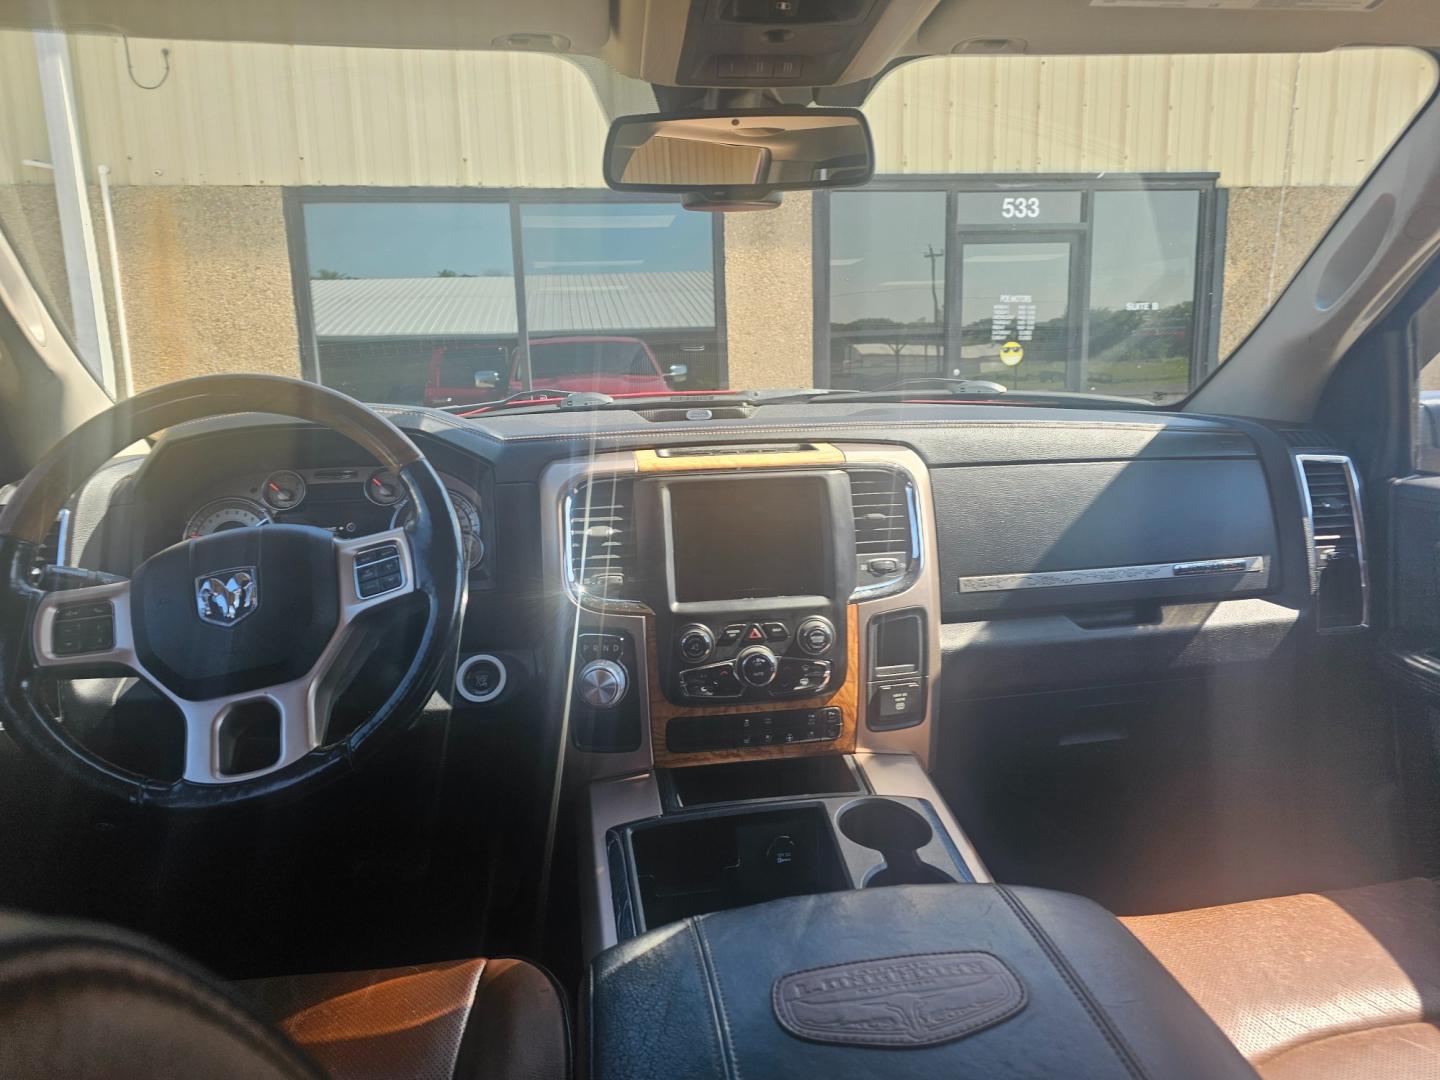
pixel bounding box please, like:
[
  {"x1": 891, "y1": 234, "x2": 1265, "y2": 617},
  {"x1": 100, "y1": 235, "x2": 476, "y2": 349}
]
[{"x1": 182, "y1": 497, "x2": 272, "y2": 540}]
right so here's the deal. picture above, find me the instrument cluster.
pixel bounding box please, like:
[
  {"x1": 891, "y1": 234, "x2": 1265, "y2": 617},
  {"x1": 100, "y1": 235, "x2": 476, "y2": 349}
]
[{"x1": 182, "y1": 466, "x2": 485, "y2": 570}]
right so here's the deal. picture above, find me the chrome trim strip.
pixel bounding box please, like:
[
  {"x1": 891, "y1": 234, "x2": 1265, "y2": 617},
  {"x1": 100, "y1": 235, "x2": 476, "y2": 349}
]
[
  {"x1": 1294, "y1": 452, "x2": 1370, "y2": 633},
  {"x1": 455, "y1": 653, "x2": 507, "y2": 704},
  {"x1": 958, "y1": 556, "x2": 1267, "y2": 593}
]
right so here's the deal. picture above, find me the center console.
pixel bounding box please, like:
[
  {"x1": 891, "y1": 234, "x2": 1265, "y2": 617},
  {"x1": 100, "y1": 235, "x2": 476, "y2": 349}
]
[
  {"x1": 545, "y1": 443, "x2": 963, "y2": 959},
  {"x1": 546, "y1": 443, "x2": 938, "y2": 772},
  {"x1": 638, "y1": 471, "x2": 855, "y2": 753}
]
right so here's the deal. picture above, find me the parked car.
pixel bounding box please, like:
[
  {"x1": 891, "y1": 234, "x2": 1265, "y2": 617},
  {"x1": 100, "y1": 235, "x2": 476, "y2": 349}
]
[{"x1": 425, "y1": 335, "x2": 686, "y2": 406}]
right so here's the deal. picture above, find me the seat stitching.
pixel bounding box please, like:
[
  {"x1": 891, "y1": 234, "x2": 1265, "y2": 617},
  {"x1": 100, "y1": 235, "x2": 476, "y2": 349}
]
[
  {"x1": 685, "y1": 920, "x2": 735, "y2": 1080},
  {"x1": 693, "y1": 919, "x2": 743, "y2": 1080},
  {"x1": 997, "y1": 885, "x2": 1150, "y2": 1080}
]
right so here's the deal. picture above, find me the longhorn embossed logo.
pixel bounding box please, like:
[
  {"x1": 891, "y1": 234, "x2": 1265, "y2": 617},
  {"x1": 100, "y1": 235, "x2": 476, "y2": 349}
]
[
  {"x1": 772, "y1": 951, "x2": 1025, "y2": 1048},
  {"x1": 195, "y1": 568, "x2": 258, "y2": 626}
]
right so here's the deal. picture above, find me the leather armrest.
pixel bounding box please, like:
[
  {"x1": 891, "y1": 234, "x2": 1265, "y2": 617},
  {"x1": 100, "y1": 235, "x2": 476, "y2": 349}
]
[{"x1": 585, "y1": 883, "x2": 1258, "y2": 1080}]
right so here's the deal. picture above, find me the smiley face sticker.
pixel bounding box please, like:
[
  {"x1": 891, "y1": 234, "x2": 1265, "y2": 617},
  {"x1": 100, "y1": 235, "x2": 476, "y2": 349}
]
[{"x1": 999, "y1": 340, "x2": 1024, "y2": 367}]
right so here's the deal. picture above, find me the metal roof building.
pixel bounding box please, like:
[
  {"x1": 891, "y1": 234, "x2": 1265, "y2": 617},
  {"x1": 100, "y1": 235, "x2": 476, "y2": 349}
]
[{"x1": 310, "y1": 271, "x2": 716, "y2": 340}]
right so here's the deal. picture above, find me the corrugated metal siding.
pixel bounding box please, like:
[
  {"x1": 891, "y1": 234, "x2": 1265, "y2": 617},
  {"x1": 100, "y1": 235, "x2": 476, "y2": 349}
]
[
  {"x1": 312, "y1": 270, "x2": 715, "y2": 337},
  {"x1": 0, "y1": 32, "x2": 1433, "y2": 188},
  {"x1": 865, "y1": 50, "x2": 1436, "y2": 186},
  {"x1": 0, "y1": 34, "x2": 49, "y2": 179}
]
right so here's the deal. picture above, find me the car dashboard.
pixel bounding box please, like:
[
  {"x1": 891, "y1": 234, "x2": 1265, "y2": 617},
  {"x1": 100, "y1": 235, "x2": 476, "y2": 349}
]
[{"x1": 43, "y1": 399, "x2": 1357, "y2": 844}]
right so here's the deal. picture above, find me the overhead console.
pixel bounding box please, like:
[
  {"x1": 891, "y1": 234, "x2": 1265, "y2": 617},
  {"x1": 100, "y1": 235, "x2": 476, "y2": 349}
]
[{"x1": 645, "y1": 0, "x2": 942, "y2": 88}]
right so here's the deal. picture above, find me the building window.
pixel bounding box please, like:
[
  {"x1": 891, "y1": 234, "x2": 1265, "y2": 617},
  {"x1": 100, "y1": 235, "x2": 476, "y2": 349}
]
[
  {"x1": 828, "y1": 191, "x2": 948, "y2": 391},
  {"x1": 818, "y1": 177, "x2": 1219, "y2": 403},
  {"x1": 1087, "y1": 189, "x2": 1200, "y2": 402},
  {"x1": 291, "y1": 192, "x2": 723, "y2": 405},
  {"x1": 518, "y1": 202, "x2": 723, "y2": 391}
]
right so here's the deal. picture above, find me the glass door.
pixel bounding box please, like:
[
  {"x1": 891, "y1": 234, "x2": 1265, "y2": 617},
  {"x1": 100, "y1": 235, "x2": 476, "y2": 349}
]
[{"x1": 955, "y1": 233, "x2": 1084, "y2": 391}]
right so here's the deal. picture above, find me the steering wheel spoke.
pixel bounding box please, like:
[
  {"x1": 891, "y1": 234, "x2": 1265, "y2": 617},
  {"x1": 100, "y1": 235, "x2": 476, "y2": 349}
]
[
  {"x1": 30, "y1": 578, "x2": 136, "y2": 673},
  {"x1": 335, "y1": 527, "x2": 418, "y2": 617},
  {"x1": 173, "y1": 529, "x2": 418, "y2": 784}
]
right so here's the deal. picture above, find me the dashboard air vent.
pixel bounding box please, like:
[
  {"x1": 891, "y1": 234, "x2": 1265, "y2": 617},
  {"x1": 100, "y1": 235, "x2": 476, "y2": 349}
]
[
  {"x1": 847, "y1": 468, "x2": 914, "y2": 594},
  {"x1": 568, "y1": 477, "x2": 636, "y2": 598},
  {"x1": 1297, "y1": 455, "x2": 1367, "y2": 631}
]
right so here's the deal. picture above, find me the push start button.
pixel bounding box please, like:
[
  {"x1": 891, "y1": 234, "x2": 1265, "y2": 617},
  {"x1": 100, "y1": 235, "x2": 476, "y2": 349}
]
[{"x1": 456, "y1": 654, "x2": 507, "y2": 704}]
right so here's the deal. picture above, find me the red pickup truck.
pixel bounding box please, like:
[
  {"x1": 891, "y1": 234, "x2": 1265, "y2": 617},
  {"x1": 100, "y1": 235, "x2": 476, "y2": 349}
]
[{"x1": 424, "y1": 336, "x2": 685, "y2": 407}]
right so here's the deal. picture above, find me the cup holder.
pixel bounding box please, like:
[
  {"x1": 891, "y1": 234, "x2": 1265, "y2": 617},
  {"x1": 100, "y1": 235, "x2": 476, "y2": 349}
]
[{"x1": 836, "y1": 799, "x2": 956, "y2": 888}]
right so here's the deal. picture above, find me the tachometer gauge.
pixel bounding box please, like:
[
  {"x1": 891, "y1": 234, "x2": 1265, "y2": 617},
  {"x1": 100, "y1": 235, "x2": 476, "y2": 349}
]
[
  {"x1": 364, "y1": 468, "x2": 404, "y2": 506},
  {"x1": 448, "y1": 489, "x2": 485, "y2": 569},
  {"x1": 393, "y1": 484, "x2": 484, "y2": 569},
  {"x1": 260, "y1": 469, "x2": 306, "y2": 511},
  {"x1": 182, "y1": 497, "x2": 272, "y2": 540}
]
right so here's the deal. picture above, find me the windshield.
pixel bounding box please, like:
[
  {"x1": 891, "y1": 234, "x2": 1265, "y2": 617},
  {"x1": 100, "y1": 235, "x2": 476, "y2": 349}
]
[{"x1": 0, "y1": 34, "x2": 1433, "y2": 407}]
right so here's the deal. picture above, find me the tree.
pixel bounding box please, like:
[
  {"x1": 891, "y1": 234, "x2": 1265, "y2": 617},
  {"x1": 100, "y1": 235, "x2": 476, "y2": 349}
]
[{"x1": 312, "y1": 268, "x2": 354, "y2": 280}]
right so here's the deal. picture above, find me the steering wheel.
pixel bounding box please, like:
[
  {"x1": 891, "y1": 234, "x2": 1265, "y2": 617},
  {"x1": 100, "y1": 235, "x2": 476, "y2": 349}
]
[{"x1": 0, "y1": 375, "x2": 464, "y2": 809}]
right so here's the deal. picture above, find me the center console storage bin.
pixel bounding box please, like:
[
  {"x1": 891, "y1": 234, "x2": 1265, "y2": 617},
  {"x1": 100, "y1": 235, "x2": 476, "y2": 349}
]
[
  {"x1": 614, "y1": 796, "x2": 972, "y2": 935},
  {"x1": 587, "y1": 884, "x2": 1259, "y2": 1080}
]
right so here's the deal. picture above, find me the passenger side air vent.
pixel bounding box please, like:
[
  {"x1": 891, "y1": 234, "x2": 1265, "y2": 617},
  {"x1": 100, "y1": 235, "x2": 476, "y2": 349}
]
[
  {"x1": 568, "y1": 477, "x2": 637, "y2": 599},
  {"x1": 1297, "y1": 455, "x2": 1368, "y2": 631},
  {"x1": 847, "y1": 468, "x2": 915, "y2": 596}
]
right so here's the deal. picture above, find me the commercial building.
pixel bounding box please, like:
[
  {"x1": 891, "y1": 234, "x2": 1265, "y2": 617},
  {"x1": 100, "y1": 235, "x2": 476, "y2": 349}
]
[{"x1": 1, "y1": 33, "x2": 1433, "y2": 402}]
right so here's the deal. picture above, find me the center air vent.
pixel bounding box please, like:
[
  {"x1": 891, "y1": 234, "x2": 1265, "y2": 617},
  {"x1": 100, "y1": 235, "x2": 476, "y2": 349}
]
[
  {"x1": 848, "y1": 468, "x2": 915, "y2": 596},
  {"x1": 1297, "y1": 455, "x2": 1367, "y2": 631},
  {"x1": 568, "y1": 477, "x2": 636, "y2": 599}
]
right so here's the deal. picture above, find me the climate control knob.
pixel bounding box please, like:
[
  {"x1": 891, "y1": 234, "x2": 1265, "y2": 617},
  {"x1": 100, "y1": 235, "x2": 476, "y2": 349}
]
[
  {"x1": 577, "y1": 659, "x2": 628, "y2": 709},
  {"x1": 677, "y1": 624, "x2": 715, "y2": 664},
  {"x1": 736, "y1": 645, "x2": 778, "y2": 688},
  {"x1": 797, "y1": 617, "x2": 836, "y2": 656}
]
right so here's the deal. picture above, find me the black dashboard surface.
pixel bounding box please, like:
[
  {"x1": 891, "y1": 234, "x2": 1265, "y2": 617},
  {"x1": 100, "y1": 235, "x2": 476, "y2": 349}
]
[{"x1": 62, "y1": 400, "x2": 1317, "y2": 696}]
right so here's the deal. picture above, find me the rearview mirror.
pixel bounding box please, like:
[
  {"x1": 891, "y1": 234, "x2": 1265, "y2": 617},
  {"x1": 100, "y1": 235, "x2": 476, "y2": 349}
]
[
  {"x1": 604, "y1": 108, "x2": 874, "y2": 195},
  {"x1": 473, "y1": 370, "x2": 500, "y2": 390}
]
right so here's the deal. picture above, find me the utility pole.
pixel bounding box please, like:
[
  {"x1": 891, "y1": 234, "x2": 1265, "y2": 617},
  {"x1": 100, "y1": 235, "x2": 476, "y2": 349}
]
[{"x1": 923, "y1": 244, "x2": 944, "y2": 374}]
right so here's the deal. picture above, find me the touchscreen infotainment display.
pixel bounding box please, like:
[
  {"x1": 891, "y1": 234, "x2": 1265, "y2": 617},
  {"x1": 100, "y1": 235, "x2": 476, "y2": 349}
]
[{"x1": 668, "y1": 477, "x2": 829, "y2": 602}]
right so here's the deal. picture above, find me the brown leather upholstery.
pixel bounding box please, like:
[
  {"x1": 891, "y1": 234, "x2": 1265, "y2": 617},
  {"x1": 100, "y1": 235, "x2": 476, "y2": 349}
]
[
  {"x1": 1121, "y1": 878, "x2": 1440, "y2": 1079},
  {"x1": 0, "y1": 909, "x2": 569, "y2": 1080},
  {"x1": 0, "y1": 911, "x2": 319, "y2": 1080},
  {"x1": 241, "y1": 957, "x2": 571, "y2": 1080}
]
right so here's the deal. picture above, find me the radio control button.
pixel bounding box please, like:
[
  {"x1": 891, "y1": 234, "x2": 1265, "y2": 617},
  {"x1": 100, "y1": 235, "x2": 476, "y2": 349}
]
[
  {"x1": 736, "y1": 645, "x2": 778, "y2": 687},
  {"x1": 797, "y1": 617, "x2": 835, "y2": 656},
  {"x1": 678, "y1": 624, "x2": 715, "y2": 663},
  {"x1": 775, "y1": 657, "x2": 831, "y2": 694},
  {"x1": 680, "y1": 662, "x2": 743, "y2": 700}
]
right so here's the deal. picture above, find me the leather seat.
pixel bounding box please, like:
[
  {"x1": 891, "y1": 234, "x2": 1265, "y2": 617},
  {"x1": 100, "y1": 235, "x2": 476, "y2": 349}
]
[
  {"x1": 0, "y1": 910, "x2": 570, "y2": 1080},
  {"x1": 1120, "y1": 878, "x2": 1440, "y2": 1080}
]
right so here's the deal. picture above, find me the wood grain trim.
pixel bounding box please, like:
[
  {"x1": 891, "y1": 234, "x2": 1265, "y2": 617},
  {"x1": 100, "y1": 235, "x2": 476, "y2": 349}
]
[
  {"x1": 648, "y1": 606, "x2": 860, "y2": 768},
  {"x1": 634, "y1": 444, "x2": 845, "y2": 474}
]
